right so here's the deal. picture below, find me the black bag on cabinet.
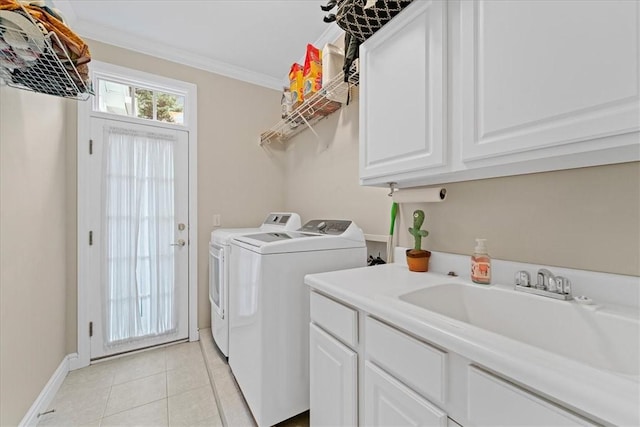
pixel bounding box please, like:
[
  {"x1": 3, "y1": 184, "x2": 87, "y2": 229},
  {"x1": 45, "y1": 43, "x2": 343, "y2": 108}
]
[
  {"x1": 331, "y1": 0, "x2": 413, "y2": 83},
  {"x1": 335, "y1": 0, "x2": 414, "y2": 43}
]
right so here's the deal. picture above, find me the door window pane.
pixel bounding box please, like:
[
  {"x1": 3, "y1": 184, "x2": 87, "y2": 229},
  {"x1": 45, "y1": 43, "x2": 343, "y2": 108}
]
[
  {"x1": 96, "y1": 78, "x2": 186, "y2": 126},
  {"x1": 157, "y1": 92, "x2": 185, "y2": 124},
  {"x1": 97, "y1": 79, "x2": 133, "y2": 116},
  {"x1": 135, "y1": 88, "x2": 154, "y2": 120}
]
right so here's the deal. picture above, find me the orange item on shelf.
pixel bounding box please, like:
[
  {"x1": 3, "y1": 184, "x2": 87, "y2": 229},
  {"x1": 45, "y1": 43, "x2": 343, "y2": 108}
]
[
  {"x1": 303, "y1": 43, "x2": 322, "y2": 98},
  {"x1": 289, "y1": 63, "x2": 304, "y2": 108}
]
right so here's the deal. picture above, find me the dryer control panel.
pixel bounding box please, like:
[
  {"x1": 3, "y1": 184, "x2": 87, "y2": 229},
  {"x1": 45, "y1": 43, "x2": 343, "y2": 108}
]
[
  {"x1": 264, "y1": 213, "x2": 295, "y2": 226},
  {"x1": 300, "y1": 220, "x2": 353, "y2": 235}
]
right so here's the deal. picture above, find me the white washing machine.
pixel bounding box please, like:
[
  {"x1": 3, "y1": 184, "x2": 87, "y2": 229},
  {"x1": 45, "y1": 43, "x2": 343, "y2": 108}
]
[
  {"x1": 228, "y1": 219, "x2": 366, "y2": 426},
  {"x1": 209, "y1": 213, "x2": 301, "y2": 357}
]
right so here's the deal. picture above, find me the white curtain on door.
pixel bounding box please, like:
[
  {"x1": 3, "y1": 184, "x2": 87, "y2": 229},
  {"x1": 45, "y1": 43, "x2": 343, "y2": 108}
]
[{"x1": 102, "y1": 126, "x2": 178, "y2": 347}]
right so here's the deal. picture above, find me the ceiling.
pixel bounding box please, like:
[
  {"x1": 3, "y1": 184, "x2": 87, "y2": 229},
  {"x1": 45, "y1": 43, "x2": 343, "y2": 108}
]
[{"x1": 52, "y1": 0, "x2": 343, "y2": 90}]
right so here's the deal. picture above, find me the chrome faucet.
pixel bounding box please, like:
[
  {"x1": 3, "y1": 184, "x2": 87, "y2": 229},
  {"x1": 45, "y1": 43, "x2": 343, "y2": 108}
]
[{"x1": 514, "y1": 269, "x2": 572, "y2": 300}]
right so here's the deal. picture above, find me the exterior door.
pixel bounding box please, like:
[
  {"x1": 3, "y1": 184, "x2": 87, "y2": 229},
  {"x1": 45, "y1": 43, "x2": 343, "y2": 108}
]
[{"x1": 88, "y1": 117, "x2": 189, "y2": 359}]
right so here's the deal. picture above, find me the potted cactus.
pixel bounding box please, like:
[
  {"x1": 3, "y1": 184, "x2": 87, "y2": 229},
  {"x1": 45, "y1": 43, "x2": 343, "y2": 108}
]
[{"x1": 406, "y1": 209, "x2": 431, "y2": 272}]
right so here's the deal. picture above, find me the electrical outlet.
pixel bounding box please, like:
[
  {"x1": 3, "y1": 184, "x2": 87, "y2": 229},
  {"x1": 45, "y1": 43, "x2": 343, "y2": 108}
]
[{"x1": 212, "y1": 214, "x2": 221, "y2": 227}]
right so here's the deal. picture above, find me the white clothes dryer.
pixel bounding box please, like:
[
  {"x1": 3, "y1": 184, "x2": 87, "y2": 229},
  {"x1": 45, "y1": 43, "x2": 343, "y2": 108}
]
[
  {"x1": 209, "y1": 213, "x2": 301, "y2": 357},
  {"x1": 228, "y1": 219, "x2": 366, "y2": 426}
]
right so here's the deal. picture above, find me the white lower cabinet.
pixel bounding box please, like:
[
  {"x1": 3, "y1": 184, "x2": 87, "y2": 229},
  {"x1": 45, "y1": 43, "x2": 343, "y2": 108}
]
[
  {"x1": 309, "y1": 295, "x2": 358, "y2": 427},
  {"x1": 467, "y1": 366, "x2": 597, "y2": 427},
  {"x1": 365, "y1": 316, "x2": 447, "y2": 406},
  {"x1": 364, "y1": 361, "x2": 448, "y2": 427},
  {"x1": 310, "y1": 324, "x2": 358, "y2": 426},
  {"x1": 309, "y1": 290, "x2": 600, "y2": 426},
  {"x1": 364, "y1": 316, "x2": 449, "y2": 426}
]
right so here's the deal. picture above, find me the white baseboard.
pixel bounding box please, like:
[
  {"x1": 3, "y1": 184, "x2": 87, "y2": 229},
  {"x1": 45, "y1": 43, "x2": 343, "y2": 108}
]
[
  {"x1": 67, "y1": 352, "x2": 85, "y2": 371},
  {"x1": 19, "y1": 354, "x2": 72, "y2": 427},
  {"x1": 190, "y1": 328, "x2": 200, "y2": 342}
]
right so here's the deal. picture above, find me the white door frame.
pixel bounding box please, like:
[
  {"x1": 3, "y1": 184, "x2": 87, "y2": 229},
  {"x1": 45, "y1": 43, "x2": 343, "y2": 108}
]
[{"x1": 72, "y1": 61, "x2": 198, "y2": 369}]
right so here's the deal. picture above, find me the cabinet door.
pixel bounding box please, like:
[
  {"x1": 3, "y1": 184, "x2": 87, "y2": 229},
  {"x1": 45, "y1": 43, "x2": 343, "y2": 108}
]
[
  {"x1": 459, "y1": 0, "x2": 640, "y2": 164},
  {"x1": 364, "y1": 361, "x2": 448, "y2": 427},
  {"x1": 365, "y1": 316, "x2": 446, "y2": 406},
  {"x1": 360, "y1": 0, "x2": 447, "y2": 186},
  {"x1": 468, "y1": 366, "x2": 598, "y2": 426},
  {"x1": 310, "y1": 323, "x2": 358, "y2": 427}
]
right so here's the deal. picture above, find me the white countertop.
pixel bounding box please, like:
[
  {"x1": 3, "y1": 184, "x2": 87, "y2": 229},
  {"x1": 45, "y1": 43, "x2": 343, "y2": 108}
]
[{"x1": 305, "y1": 262, "x2": 640, "y2": 426}]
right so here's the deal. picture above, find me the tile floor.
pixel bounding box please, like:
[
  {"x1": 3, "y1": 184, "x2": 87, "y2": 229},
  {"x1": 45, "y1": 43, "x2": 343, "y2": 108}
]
[{"x1": 36, "y1": 329, "x2": 309, "y2": 427}]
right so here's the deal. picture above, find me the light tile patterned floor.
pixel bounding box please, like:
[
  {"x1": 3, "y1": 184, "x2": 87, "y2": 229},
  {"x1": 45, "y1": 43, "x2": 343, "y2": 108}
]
[
  {"x1": 199, "y1": 329, "x2": 309, "y2": 427},
  {"x1": 37, "y1": 331, "x2": 309, "y2": 427},
  {"x1": 37, "y1": 341, "x2": 222, "y2": 427}
]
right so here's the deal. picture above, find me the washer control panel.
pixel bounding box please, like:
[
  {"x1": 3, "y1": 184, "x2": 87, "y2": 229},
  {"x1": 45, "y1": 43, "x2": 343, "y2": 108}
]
[{"x1": 300, "y1": 219, "x2": 352, "y2": 235}]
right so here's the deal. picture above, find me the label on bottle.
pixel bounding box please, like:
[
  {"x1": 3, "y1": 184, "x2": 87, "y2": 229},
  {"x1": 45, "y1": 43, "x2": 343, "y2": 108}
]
[{"x1": 471, "y1": 259, "x2": 491, "y2": 284}]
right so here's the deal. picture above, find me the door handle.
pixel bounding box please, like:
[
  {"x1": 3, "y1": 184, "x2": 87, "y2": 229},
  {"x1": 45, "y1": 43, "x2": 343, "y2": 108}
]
[{"x1": 171, "y1": 239, "x2": 186, "y2": 247}]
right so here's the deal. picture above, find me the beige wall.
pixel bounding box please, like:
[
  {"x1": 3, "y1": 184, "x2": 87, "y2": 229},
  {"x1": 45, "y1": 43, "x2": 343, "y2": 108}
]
[
  {"x1": 396, "y1": 162, "x2": 640, "y2": 276},
  {"x1": 63, "y1": 40, "x2": 286, "y2": 352},
  {"x1": 0, "y1": 87, "x2": 70, "y2": 426},
  {"x1": 283, "y1": 99, "x2": 640, "y2": 277},
  {"x1": 283, "y1": 99, "x2": 391, "y2": 233}
]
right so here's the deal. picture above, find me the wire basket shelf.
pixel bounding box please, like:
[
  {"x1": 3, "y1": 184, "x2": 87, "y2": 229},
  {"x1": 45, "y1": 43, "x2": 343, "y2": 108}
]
[
  {"x1": 260, "y1": 63, "x2": 359, "y2": 146},
  {"x1": 0, "y1": 8, "x2": 92, "y2": 100}
]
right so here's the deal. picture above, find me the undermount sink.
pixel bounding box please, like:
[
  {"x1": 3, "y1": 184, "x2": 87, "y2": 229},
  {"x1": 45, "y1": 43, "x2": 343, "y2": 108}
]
[{"x1": 398, "y1": 283, "x2": 640, "y2": 376}]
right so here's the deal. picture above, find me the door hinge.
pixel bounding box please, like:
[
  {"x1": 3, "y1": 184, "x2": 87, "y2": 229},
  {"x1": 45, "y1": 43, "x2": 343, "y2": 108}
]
[
  {"x1": 89, "y1": 139, "x2": 93, "y2": 155},
  {"x1": 89, "y1": 231, "x2": 93, "y2": 246},
  {"x1": 89, "y1": 321, "x2": 93, "y2": 337}
]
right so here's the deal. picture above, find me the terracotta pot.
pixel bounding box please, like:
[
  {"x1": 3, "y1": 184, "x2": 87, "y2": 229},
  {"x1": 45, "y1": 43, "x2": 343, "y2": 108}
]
[{"x1": 406, "y1": 249, "x2": 431, "y2": 272}]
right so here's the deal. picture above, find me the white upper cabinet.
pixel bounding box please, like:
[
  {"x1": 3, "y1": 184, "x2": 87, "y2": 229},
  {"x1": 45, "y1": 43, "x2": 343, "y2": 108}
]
[
  {"x1": 359, "y1": 0, "x2": 446, "y2": 186},
  {"x1": 359, "y1": 0, "x2": 640, "y2": 188},
  {"x1": 459, "y1": 0, "x2": 640, "y2": 163}
]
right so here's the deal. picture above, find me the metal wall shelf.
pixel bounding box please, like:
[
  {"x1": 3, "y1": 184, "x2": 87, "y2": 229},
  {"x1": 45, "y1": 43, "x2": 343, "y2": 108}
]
[
  {"x1": 0, "y1": 7, "x2": 92, "y2": 100},
  {"x1": 260, "y1": 64, "x2": 359, "y2": 146}
]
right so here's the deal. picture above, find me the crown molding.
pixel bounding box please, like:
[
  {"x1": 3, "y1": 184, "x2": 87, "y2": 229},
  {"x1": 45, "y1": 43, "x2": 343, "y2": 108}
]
[
  {"x1": 52, "y1": 1, "x2": 344, "y2": 91},
  {"x1": 72, "y1": 21, "x2": 284, "y2": 90}
]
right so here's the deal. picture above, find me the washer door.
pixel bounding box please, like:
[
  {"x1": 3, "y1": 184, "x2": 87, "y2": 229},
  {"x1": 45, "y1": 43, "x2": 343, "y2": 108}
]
[{"x1": 209, "y1": 243, "x2": 224, "y2": 317}]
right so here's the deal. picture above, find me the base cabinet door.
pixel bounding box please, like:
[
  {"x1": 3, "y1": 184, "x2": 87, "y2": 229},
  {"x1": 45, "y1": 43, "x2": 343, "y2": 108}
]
[
  {"x1": 467, "y1": 366, "x2": 598, "y2": 426},
  {"x1": 310, "y1": 323, "x2": 357, "y2": 427},
  {"x1": 364, "y1": 361, "x2": 447, "y2": 427}
]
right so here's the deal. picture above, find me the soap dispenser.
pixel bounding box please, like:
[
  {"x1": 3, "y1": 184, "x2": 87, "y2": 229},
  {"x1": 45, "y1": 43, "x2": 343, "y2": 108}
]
[{"x1": 471, "y1": 238, "x2": 491, "y2": 284}]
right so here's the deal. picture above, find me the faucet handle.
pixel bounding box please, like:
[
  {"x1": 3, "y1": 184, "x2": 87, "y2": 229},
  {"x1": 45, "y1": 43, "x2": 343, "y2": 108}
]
[
  {"x1": 514, "y1": 271, "x2": 531, "y2": 287},
  {"x1": 536, "y1": 268, "x2": 555, "y2": 290},
  {"x1": 556, "y1": 276, "x2": 571, "y2": 295}
]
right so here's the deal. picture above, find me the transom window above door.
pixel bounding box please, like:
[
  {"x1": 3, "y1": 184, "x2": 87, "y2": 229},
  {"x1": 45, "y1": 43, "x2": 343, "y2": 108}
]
[{"x1": 96, "y1": 78, "x2": 186, "y2": 125}]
